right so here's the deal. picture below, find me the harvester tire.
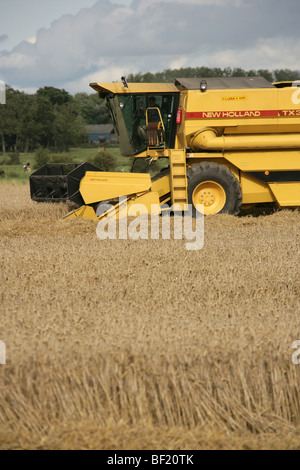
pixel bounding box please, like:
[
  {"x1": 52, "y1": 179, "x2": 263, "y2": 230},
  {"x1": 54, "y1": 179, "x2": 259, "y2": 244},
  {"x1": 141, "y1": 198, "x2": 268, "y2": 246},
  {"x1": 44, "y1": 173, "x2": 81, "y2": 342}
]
[{"x1": 187, "y1": 162, "x2": 242, "y2": 215}]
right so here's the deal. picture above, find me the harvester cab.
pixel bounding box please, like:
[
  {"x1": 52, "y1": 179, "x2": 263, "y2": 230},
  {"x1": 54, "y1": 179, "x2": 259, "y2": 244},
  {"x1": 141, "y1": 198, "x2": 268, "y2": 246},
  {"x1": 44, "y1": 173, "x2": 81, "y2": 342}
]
[
  {"x1": 30, "y1": 76, "x2": 300, "y2": 220},
  {"x1": 100, "y1": 85, "x2": 179, "y2": 156}
]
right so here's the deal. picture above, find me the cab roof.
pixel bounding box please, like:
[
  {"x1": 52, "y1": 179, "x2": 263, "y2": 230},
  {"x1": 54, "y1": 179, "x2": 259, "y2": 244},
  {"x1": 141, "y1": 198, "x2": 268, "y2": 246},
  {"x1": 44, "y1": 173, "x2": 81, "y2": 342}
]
[
  {"x1": 90, "y1": 76, "x2": 278, "y2": 95},
  {"x1": 272, "y1": 81, "x2": 299, "y2": 88},
  {"x1": 174, "y1": 77, "x2": 275, "y2": 90},
  {"x1": 90, "y1": 82, "x2": 179, "y2": 94}
]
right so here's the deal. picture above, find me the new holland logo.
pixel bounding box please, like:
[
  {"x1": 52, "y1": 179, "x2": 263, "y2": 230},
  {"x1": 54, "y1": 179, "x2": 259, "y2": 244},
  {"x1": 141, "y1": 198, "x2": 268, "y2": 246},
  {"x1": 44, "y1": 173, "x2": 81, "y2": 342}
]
[{"x1": 202, "y1": 111, "x2": 261, "y2": 118}]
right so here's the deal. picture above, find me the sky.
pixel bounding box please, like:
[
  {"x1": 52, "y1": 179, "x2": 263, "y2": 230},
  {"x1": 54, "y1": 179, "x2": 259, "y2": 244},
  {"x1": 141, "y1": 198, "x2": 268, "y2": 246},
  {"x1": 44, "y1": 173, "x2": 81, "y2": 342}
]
[{"x1": 0, "y1": 0, "x2": 299, "y2": 95}]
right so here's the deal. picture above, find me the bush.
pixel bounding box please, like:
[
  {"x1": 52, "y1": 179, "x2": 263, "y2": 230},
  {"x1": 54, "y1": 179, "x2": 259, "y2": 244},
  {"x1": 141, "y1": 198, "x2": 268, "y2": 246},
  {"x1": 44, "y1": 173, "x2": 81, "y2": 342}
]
[
  {"x1": 50, "y1": 154, "x2": 74, "y2": 164},
  {"x1": 33, "y1": 147, "x2": 51, "y2": 169},
  {"x1": 90, "y1": 150, "x2": 117, "y2": 171},
  {"x1": 7, "y1": 153, "x2": 21, "y2": 165},
  {"x1": 0, "y1": 168, "x2": 5, "y2": 178},
  {"x1": 6, "y1": 171, "x2": 19, "y2": 178},
  {"x1": 0, "y1": 156, "x2": 10, "y2": 165}
]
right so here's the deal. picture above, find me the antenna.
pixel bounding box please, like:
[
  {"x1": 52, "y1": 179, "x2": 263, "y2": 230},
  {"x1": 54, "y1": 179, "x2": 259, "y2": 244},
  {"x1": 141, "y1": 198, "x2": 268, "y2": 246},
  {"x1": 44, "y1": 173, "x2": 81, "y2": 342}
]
[{"x1": 121, "y1": 76, "x2": 129, "y2": 88}]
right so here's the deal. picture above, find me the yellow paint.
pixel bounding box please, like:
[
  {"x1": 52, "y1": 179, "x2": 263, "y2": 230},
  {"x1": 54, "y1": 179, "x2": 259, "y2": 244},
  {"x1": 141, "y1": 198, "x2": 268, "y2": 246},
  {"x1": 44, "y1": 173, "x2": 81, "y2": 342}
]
[
  {"x1": 90, "y1": 82, "x2": 178, "y2": 95},
  {"x1": 225, "y1": 150, "x2": 300, "y2": 171},
  {"x1": 192, "y1": 181, "x2": 226, "y2": 215},
  {"x1": 240, "y1": 173, "x2": 275, "y2": 204},
  {"x1": 269, "y1": 183, "x2": 300, "y2": 206},
  {"x1": 96, "y1": 191, "x2": 161, "y2": 220},
  {"x1": 80, "y1": 172, "x2": 152, "y2": 205},
  {"x1": 188, "y1": 128, "x2": 300, "y2": 151},
  {"x1": 151, "y1": 174, "x2": 171, "y2": 198},
  {"x1": 222, "y1": 96, "x2": 247, "y2": 101},
  {"x1": 62, "y1": 205, "x2": 97, "y2": 220},
  {"x1": 168, "y1": 149, "x2": 188, "y2": 209}
]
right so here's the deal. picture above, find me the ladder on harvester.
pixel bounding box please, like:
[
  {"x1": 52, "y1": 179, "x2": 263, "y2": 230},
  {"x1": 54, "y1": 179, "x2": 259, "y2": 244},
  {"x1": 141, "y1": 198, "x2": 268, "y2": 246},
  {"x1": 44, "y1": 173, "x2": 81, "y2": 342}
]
[{"x1": 168, "y1": 149, "x2": 188, "y2": 210}]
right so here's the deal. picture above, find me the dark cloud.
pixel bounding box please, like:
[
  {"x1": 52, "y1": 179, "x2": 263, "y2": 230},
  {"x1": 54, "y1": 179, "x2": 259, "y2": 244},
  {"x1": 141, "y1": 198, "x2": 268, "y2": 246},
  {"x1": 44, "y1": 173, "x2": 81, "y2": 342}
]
[
  {"x1": 0, "y1": 34, "x2": 8, "y2": 43},
  {"x1": 0, "y1": 0, "x2": 299, "y2": 92}
]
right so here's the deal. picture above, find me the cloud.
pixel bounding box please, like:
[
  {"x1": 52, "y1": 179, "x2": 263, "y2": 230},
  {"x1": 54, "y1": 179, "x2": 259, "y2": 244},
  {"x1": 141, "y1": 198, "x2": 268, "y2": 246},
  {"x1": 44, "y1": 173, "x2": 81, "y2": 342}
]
[
  {"x1": 0, "y1": 0, "x2": 299, "y2": 93},
  {"x1": 133, "y1": 0, "x2": 230, "y2": 12},
  {"x1": 26, "y1": 36, "x2": 37, "y2": 44},
  {"x1": 0, "y1": 34, "x2": 8, "y2": 43}
]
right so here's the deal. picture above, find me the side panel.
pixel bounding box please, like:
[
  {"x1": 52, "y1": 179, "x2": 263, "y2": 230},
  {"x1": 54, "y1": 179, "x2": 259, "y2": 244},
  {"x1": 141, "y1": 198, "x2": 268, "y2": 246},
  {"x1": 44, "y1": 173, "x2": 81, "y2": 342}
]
[
  {"x1": 80, "y1": 172, "x2": 152, "y2": 204},
  {"x1": 151, "y1": 174, "x2": 171, "y2": 200},
  {"x1": 225, "y1": 150, "x2": 300, "y2": 205},
  {"x1": 225, "y1": 150, "x2": 300, "y2": 171},
  {"x1": 269, "y1": 183, "x2": 300, "y2": 206},
  {"x1": 187, "y1": 151, "x2": 300, "y2": 206},
  {"x1": 185, "y1": 88, "x2": 280, "y2": 136},
  {"x1": 240, "y1": 173, "x2": 275, "y2": 204},
  {"x1": 184, "y1": 87, "x2": 300, "y2": 136}
]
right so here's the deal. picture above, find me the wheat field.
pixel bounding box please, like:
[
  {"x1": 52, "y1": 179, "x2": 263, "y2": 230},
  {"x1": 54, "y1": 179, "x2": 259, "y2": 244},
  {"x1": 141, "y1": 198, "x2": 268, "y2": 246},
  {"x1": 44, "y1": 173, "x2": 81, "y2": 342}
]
[{"x1": 0, "y1": 183, "x2": 299, "y2": 450}]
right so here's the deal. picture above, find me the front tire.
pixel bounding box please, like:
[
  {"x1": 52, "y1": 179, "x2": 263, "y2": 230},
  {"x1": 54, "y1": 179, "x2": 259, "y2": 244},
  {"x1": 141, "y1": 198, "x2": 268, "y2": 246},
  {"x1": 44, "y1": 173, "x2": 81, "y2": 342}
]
[{"x1": 187, "y1": 162, "x2": 242, "y2": 215}]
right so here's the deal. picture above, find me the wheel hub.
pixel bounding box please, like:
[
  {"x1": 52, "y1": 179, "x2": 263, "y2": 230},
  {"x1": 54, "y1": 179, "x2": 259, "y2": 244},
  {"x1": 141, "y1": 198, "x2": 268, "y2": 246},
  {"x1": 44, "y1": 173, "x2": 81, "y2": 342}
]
[
  {"x1": 200, "y1": 190, "x2": 216, "y2": 206},
  {"x1": 192, "y1": 181, "x2": 226, "y2": 215}
]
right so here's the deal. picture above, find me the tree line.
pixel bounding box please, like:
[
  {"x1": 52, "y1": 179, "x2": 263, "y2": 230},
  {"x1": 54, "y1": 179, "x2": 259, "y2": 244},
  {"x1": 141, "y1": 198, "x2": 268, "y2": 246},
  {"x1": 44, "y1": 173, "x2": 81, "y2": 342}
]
[
  {"x1": 0, "y1": 86, "x2": 109, "y2": 154},
  {"x1": 127, "y1": 67, "x2": 300, "y2": 84},
  {"x1": 1, "y1": 67, "x2": 299, "y2": 154}
]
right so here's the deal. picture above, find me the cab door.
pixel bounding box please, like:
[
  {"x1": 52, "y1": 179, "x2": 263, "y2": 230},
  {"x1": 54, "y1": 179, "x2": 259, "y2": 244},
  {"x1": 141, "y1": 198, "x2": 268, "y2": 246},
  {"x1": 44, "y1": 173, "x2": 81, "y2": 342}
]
[{"x1": 145, "y1": 94, "x2": 179, "y2": 149}]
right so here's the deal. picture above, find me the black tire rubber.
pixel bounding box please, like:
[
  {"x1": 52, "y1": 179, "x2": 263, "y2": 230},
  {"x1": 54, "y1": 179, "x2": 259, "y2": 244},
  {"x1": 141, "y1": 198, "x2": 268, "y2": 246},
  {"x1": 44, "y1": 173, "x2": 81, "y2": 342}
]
[{"x1": 187, "y1": 162, "x2": 242, "y2": 215}]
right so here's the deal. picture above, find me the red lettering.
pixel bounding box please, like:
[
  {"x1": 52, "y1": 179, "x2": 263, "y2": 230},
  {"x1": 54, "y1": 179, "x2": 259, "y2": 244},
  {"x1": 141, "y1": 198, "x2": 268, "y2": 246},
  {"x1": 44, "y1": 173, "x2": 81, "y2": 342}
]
[{"x1": 185, "y1": 109, "x2": 300, "y2": 120}]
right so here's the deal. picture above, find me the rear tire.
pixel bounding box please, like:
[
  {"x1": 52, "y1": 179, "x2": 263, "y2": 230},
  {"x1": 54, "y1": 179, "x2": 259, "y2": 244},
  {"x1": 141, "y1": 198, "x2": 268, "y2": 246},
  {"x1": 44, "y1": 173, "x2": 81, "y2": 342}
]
[{"x1": 187, "y1": 162, "x2": 242, "y2": 215}]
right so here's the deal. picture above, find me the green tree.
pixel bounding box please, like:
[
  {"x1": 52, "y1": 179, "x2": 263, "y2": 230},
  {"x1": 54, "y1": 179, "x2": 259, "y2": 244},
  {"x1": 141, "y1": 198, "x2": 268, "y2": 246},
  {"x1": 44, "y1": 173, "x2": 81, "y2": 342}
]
[
  {"x1": 247, "y1": 69, "x2": 274, "y2": 82},
  {"x1": 273, "y1": 69, "x2": 300, "y2": 82},
  {"x1": 53, "y1": 103, "x2": 85, "y2": 152},
  {"x1": 74, "y1": 92, "x2": 110, "y2": 124},
  {"x1": 36, "y1": 86, "x2": 71, "y2": 107},
  {"x1": 33, "y1": 146, "x2": 51, "y2": 169},
  {"x1": 17, "y1": 93, "x2": 39, "y2": 152},
  {"x1": 0, "y1": 87, "x2": 18, "y2": 154},
  {"x1": 34, "y1": 93, "x2": 55, "y2": 148},
  {"x1": 127, "y1": 67, "x2": 300, "y2": 84}
]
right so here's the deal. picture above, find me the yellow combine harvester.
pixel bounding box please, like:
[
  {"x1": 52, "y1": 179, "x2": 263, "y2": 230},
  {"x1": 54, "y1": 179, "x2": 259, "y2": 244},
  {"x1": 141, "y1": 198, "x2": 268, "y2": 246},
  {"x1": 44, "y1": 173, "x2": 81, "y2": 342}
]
[{"x1": 32, "y1": 76, "x2": 300, "y2": 219}]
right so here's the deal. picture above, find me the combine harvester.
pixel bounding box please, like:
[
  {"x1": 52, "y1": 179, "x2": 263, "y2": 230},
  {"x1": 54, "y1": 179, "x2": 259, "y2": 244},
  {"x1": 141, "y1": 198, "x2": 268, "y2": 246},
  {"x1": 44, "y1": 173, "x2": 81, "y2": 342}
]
[{"x1": 30, "y1": 77, "x2": 300, "y2": 219}]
